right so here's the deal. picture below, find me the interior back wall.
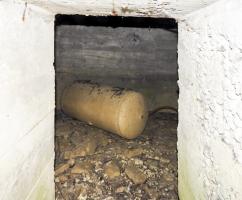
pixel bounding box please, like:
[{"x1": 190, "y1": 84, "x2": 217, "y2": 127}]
[{"x1": 55, "y1": 25, "x2": 178, "y2": 111}]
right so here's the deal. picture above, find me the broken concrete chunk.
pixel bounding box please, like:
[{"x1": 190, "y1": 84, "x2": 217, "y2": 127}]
[
  {"x1": 64, "y1": 138, "x2": 97, "y2": 159},
  {"x1": 55, "y1": 122, "x2": 72, "y2": 137},
  {"x1": 104, "y1": 161, "x2": 120, "y2": 179},
  {"x1": 63, "y1": 150, "x2": 72, "y2": 160},
  {"x1": 115, "y1": 186, "x2": 126, "y2": 193},
  {"x1": 123, "y1": 147, "x2": 143, "y2": 158},
  {"x1": 95, "y1": 133, "x2": 110, "y2": 147},
  {"x1": 163, "y1": 172, "x2": 174, "y2": 182},
  {"x1": 55, "y1": 163, "x2": 70, "y2": 176},
  {"x1": 67, "y1": 158, "x2": 75, "y2": 167},
  {"x1": 84, "y1": 138, "x2": 97, "y2": 155},
  {"x1": 144, "y1": 185, "x2": 161, "y2": 199},
  {"x1": 125, "y1": 164, "x2": 146, "y2": 184},
  {"x1": 71, "y1": 161, "x2": 93, "y2": 175},
  {"x1": 58, "y1": 175, "x2": 68, "y2": 183}
]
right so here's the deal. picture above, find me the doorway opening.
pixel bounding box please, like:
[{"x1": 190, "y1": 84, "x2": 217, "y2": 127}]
[{"x1": 54, "y1": 15, "x2": 178, "y2": 200}]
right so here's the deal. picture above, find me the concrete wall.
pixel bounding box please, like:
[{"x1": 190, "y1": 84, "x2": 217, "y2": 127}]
[
  {"x1": 55, "y1": 25, "x2": 178, "y2": 110},
  {"x1": 178, "y1": 0, "x2": 242, "y2": 199},
  {"x1": 23, "y1": 0, "x2": 219, "y2": 19},
  {"x1": 2, "y1": 0, "x2": 242, "y2": 200},
  {"x1": 0, "y1": 1, "x2": 55, "y2": 199}
]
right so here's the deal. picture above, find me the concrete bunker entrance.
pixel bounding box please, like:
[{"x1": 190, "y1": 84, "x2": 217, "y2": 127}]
[
  {"x1": 54, "y1": 15, "x2": 179, "y2": 199},
  {"x1": 1, "y1": 1, "x2": 242, "y2": 200}
]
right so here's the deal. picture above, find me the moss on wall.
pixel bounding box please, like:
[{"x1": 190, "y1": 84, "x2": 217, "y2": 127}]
[{"x1": 178, "y1": 156, "x2": 196, "y2": 200}]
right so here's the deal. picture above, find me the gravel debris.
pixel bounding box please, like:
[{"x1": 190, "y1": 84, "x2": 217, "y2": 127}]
[{"x1": 55, "y1": 112, "x2": 178, "y2": 200}]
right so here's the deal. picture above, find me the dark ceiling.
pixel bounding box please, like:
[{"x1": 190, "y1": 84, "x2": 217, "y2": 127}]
[{"x1": 55, "y1": 15, "x2": 177, "y2": 31}]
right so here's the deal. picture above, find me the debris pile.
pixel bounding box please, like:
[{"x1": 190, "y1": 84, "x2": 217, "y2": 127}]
[{"x1": 55, "y1": 112, "x2": 178, "y2": 200}]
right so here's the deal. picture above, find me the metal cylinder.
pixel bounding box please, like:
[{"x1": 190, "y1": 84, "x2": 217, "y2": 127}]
[{"x1": 61, "y1": 81, "x2": 148, "y2": 139}]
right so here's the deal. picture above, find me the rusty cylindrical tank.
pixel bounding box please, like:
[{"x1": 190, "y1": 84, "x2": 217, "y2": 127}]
[{"x1": 61, "y1": 81, "x2": 148, "y2": 139}]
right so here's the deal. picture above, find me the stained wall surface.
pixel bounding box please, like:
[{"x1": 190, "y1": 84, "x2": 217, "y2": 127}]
[
  {"x1": 178, "y1": 0, "x2": 242, "y2": 199},
  {"x1": 0, "y1": 1, "x2": 55, "y2": 199},
  {"x1": 23, "y1": 0, "x2": 219, "y2": 19}
]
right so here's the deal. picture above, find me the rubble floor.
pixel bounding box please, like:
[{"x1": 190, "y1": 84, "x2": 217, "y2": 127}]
[{"x1": 55, "y1": 112, "x2": 178, "y2": 200}]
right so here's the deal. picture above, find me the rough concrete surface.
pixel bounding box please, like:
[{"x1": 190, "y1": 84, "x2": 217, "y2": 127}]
[
  {"x1": 25, "y1": 0, "x2": 219, "y2": 19},
  {"x1": 178, "y1": 0, "x2": 242, "y2": 199},
  {"x1": 0, "y1": 1, "x2": 55, "y2": 199},
  {"x1": 55, "y1": 26, "x2": 178, "y2": 110}
]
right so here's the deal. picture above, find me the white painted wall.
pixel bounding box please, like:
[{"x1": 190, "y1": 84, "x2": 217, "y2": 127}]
[
  {"x1": 178, "y1": 0, "x2": 242, "y2": 199},
  {"x1": 24, "y1": 0, "x2": 218, "y2": 19},
  {"x1": 0, "y1": 1, "x2": 55, "y2": 199}
]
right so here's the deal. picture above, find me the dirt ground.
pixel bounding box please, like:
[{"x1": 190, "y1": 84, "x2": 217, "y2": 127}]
[{"x1": 54, "y1": 111, "x2": 178, "y2": 200}]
